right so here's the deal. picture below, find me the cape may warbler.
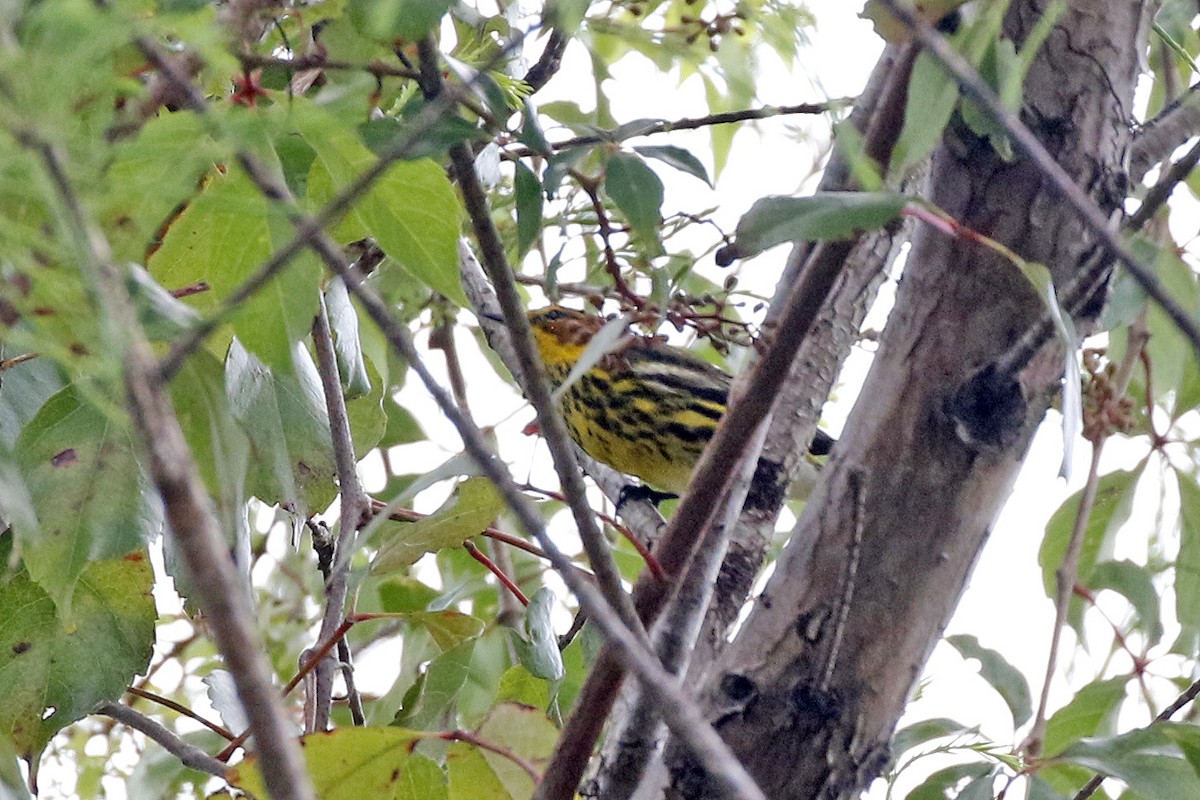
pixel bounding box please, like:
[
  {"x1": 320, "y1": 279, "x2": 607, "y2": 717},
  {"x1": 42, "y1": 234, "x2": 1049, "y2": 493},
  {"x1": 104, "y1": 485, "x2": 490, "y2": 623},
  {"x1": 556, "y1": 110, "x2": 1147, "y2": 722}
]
[{"x1": 525, "y1": 305, "x2": 834, "y2": 497}]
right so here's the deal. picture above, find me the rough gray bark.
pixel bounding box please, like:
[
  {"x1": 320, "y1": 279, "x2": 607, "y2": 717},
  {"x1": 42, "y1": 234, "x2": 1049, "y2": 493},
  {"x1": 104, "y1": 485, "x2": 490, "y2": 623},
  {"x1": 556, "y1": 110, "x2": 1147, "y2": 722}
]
[{"x1": 661, "y1": 1, "x2": 1145, "y2": 798}]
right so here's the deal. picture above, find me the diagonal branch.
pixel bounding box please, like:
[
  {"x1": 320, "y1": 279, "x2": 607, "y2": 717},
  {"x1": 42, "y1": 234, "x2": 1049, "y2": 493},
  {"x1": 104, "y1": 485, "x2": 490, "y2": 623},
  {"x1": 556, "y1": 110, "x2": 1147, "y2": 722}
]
[
  {"x1": 877, "y1": 0, "x2": 1200, "y2": 360},
  {"x1": 97, "y1": 702, "x2": 229, "y2": 779},
  {"x1": 1130, "y1": 81, "x2": 1200, "y2": 184},
  {"x1": 27, "y1": 137, "x2": 314, "y2": 800},
  {"x1": 415, "y1": 36, "x2": 644, "y2": 638}
]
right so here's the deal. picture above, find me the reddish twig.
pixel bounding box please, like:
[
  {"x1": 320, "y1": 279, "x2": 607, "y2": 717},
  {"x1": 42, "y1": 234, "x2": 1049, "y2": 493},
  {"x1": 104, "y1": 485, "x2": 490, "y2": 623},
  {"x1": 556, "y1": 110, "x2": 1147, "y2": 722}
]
[
  {"x1": 520, "y1": 484, "x2": 665, "y2": 581},
  {"x1": 576, "y1": 172, "x2": 643, "y2": 310},
  {"x1": 439, "y1": 729, "x2": 543, "y2": 783},
  {"x1": 465, "y1": 539, "x2": 530, "y2": 606},
  {"x1": 126, "y1": 686, "x2": 236, "y2": 741},
  {"x1": 168, "y1": 281, "x2": 210, "y2": 299},
  {"x1": 1138, "y1": 348, "x2": 1169, "y2": 450}
]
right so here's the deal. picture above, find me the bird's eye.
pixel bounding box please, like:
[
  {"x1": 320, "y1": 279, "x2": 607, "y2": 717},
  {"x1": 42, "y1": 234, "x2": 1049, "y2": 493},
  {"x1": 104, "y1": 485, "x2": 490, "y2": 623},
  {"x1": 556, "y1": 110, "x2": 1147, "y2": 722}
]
[{"x1": 544, "y1": 308, "x2": 567, "y2": 321}]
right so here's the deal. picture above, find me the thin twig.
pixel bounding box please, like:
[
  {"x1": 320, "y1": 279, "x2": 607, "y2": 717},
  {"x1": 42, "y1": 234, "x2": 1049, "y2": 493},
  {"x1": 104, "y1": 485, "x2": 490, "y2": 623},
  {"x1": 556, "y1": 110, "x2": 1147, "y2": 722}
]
[
  {"x1": 522, "y1": 28, "x2": 568, "y2": 92},
  {"x1": 1025, "y1": 322, "x2": 1148, "y2": 756},
  {"x1": 236, "y1": 52, "x2": 420, "y2": 80},
  {"x1": 97, "y1": 702, "x2": 229, "y2": 778},
  {"x1": 125, "y1": 686, "x2": 235, "y2": 741},
  {"x1": 465, "y1": 540, "x2": 530, "y2": 606},
  {"x1": 440, "y1": 729, "x2": 543, "y2": 783},
  {"x1": 310, "y1": 295, "x2": 370, "y2": 732},
  {"x1": 505, "y1": 100, "x2": 851, "y2": 158}
]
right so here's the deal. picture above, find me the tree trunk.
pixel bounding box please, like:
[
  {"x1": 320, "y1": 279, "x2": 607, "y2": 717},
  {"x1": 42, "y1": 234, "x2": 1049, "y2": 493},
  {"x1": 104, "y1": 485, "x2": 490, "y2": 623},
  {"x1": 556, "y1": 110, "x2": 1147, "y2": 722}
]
[{"x1": 662, "y1": 1, "x2": 1145, "y2": 797}]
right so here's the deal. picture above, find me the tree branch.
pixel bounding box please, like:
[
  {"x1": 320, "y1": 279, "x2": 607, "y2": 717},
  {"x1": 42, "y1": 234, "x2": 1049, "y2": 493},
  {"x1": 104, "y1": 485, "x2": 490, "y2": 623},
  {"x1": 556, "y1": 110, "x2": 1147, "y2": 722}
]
[
  {"x1": 522, "y1": 28, "x2": 569, "y2": 93},
  {"x1": 27, "y1": 137, "x2": 314, "y2": 800},
  {"x1": 1130, "y1": 81, "x2": 1200, "y2": 184},
  {"x1": 309, "y1": 295, "x2": 370, "y2": 732},
  {"x1": 97, "y1": 702, "x2": 229, "y2": 779}
]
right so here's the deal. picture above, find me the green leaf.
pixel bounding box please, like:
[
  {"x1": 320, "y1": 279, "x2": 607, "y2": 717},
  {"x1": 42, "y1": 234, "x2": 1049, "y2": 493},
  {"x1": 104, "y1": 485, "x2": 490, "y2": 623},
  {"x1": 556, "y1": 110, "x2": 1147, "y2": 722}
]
[
  {"x1": 891, "y1": 718, "x2": 973, "y2": 758},
  {"x1": 360, "y1": 113, "x2": 485, "y2": 162},
  {"x1": 1042, "y1": 676, "x2": 1128, "y2": 756},
  {"x1": 945, "y1": 634, "x2": 1032, "y2": 727},
  {"x1": 511, "y1": 588, "x2": 564, "y2": 681},
  {"x1": 393, "y1": 639, "x2": 477, "y2": 730},
  {"x1": 1161, "y1": 723, "x2": 1200, "y2": 782},
  {"x1": 0, "y1": 349, "x2": 64, "y2": 449},
  {"x1": 345, "y1": 357, "x2": 387, "y2": 459},
  {"x1": 410, "y1": 611, "x2": 486, "y2": 653},
  {"x1": 0, "y1": 551, "x2": 154, "y2": 765},
  {"x1": 229, "y1": 728, "x2": 446, "y2": 800},
  {"x1": 494, "y1": 666, "x2": 551, "y2": 710},
  {"x1": 633, "y1": 145, "x2": 712, "y2": 187},
  {"x1": 375, "y1": 576, "x2": 441, "y2": 613},
  {"x1": 294, "y1": 103, "x2": 465, "y2": 306},
  {"x1": 1087, "y1": 561, "x2": 1163, "y2": 644},
  {"x1": 379, "y1": 397, "x2": 426, "y2": 448},
  {"x1": 371, "y1": 478, "x2": 507, "y2": 575},
  {"x1": 518, "y1": 102, "x2": 551, "y2": 155},
  {"x1": 544, "y1": 0, "x2": 589, "y2": 35},
  {"x1": 893, "y1": 50, "x2": 960, "y2": 174},
  {"x1": 720, "y1": 192, "x2": 907, "y2": 264},
  {"x1": 14, "y1": 386, "x2": 161, "y2": 617},
  {"x1": 1176, "y1": 470, "x2": 1200, "y2": 642},
  {"x1": 514, "y1": 161, "x2": 543, "y2": 259},
  {"x1": 1057, "y1": 726, "x2": 1200, "y2": 800},
  {"x1": 148, "y1": 167, "x2": 321, "y2": 373},
  {"x1": 447, "y1": 703, "x2": 558, "y2": 800},
  {"x1": 224, "y1": 339, "x2": 337, "y2": 516},
  {"x1": 904, "y1": 762, "x2": 993, "y2": 800},
  {"x1": 102, "y1": 112, "x2": 222, "y2": 263},
  {"x1": 1038, "y1": 469, "x2": 1140, "y2": 598},
  {"x1": 603, "y1": 150, "x2": 664, "y2": 243},
  {"x1": 345, "y1": 0, "x2": 454, "y2": 41},
  {"x1": 325, "y1": 279, "x2": 372, "y2": 399},
  {"x1": 169, "y1": 350, "x2": 250, "y2": 594}
]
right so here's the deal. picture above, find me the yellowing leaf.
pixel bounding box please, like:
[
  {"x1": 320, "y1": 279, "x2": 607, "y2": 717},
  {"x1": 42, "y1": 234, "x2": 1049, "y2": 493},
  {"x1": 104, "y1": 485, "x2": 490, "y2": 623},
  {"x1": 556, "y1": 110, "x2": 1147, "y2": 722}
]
[
  {"x1": 371, "y1": 478, "x2": 506, "y2": 574},
  {"x1": 229, "y1": 727, "x2": 446, "y2": 800}
]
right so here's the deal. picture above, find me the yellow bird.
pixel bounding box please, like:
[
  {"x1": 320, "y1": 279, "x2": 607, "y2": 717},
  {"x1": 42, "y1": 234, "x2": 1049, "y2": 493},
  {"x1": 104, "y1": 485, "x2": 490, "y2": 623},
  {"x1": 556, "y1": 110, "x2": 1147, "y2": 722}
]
[{"x1": 524, "y1": 305, "x2": 834, "y2": 498}]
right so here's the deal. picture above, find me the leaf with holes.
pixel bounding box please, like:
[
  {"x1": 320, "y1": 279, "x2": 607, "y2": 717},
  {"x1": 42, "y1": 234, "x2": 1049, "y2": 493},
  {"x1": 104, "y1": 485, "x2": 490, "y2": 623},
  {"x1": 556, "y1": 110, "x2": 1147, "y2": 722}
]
[
  {"x1": 0, "y1": 547, "x2": 154, "y2": 767},
  {"x1": 14, "y1": 386, "x2": 161, "y2": 617}
]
